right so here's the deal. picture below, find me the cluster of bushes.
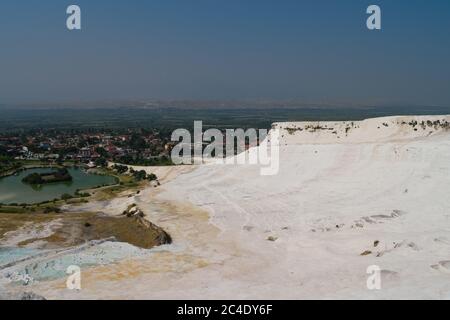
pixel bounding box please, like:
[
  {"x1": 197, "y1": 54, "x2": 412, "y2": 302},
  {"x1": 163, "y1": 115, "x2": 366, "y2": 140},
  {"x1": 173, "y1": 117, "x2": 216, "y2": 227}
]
[
  {"x1": 112, "y1": 164, "x2": 129, "y2": 174},
  {"x1": 115, "y1": 155, "x2": 173, "y2": 167},
  {"x1": 407, "y1": 120, "x2": 449, "y2": 130},
  {"x1": 111, "y1": 164, "x2": 157, "y2": 182},
  {"x1": 61, "y1": 192, "x2": 89, "y2": 201},
  {"x1": 95, "y1": 157, "x2": 108, "y2": 168},
  {"x1": 43, "y1": 206, "x2": 61, "y2": 214},
  {"x1": 22, "y1": 168, "x2": 72, "y2": 185},
  {"x1": 0, "y1": 156, "x2": 22, "y2": 175},
  {"x1": 129, "y1": 168, "x2": 158, "y2": 182},
  {"x1": 21, "y1": 172, "x2": 44, "y2": 184},
  {"x1": 131, "y1": 169, "x2": 147, "y2": 181},
  {"x1": 61, "y1": 193, "x2": 73, "y2": 201},
  {"x1": 75, "y1": 190, "x2": 90, "y2": 198}
]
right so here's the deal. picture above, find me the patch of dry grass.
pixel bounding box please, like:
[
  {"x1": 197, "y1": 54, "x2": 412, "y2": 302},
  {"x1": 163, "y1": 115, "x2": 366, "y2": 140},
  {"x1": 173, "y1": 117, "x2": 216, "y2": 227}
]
[
  {"x1": 0, "y1": 213, "x2": 57, "y2": 240},
  {"x1": 0, "y1": 211, "x2": 170, "y2": 250}
]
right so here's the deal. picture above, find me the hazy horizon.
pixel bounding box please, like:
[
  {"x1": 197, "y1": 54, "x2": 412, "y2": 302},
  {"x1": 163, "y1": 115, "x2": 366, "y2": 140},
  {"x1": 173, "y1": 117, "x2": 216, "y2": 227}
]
[{"x1": 1, "y1": 99, "x2": 449, "y2": 111}]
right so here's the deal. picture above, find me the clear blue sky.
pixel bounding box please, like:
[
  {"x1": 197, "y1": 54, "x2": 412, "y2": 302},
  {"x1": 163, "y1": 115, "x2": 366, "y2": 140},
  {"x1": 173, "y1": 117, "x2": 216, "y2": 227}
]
[{"x1": 0, "y1": 0, "x2": 449, "y2": 106}]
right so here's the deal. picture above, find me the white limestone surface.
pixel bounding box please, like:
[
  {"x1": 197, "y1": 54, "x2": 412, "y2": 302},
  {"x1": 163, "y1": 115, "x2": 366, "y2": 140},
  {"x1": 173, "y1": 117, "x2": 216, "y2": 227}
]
[{"x1": 19, "y1": 116, "x2": 450, "y2": 299}]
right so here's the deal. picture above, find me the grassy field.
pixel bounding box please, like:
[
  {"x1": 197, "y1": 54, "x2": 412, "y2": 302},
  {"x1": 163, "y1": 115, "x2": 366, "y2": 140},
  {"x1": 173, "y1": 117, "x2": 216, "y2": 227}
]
[
  {"x1": 0, "y1": 212, "x2": 57, "y2": 240},
  {"x1": 91, "y1": 172, "x2": 144, "y2": 201}
]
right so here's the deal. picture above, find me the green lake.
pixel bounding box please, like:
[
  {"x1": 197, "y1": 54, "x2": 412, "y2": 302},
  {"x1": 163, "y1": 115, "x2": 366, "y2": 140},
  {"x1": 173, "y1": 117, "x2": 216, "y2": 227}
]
[{"x1": 0, "y1": 167, "x2": 117, "y2": 205}]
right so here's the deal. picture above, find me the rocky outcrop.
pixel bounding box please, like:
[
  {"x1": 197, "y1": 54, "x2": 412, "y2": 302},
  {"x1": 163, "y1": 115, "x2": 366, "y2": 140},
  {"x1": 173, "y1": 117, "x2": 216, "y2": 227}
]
[
  {"x1": 134, "y1": 215, "x2": 172, "y2": 245},
  {"x1": 121, "y1": 204, "x2": 172, "y2": 246},
  {"x1": 122, "y1": 204, "x2": 145, "y2": 218}
]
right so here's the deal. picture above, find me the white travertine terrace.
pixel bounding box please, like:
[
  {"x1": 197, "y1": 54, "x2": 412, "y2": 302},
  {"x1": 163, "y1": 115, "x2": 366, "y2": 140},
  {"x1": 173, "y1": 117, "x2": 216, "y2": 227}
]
[{"x1": 15, "y1": 115, "x2": 450, "y2": 299}]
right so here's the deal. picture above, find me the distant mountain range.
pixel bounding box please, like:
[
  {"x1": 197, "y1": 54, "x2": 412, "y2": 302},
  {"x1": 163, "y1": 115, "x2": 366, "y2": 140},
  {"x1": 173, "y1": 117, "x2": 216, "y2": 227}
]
[{"x1": 1, "y1": 99, "x2": 446, "y2": 110}]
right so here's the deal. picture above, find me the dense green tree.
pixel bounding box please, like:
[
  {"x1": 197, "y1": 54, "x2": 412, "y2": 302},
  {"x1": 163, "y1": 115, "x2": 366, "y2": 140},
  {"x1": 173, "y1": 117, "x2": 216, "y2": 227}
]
[
  {"x1": 133, "y1": 170, "x2": 147, "y2": 181},
  {"x1": 112, "y1": 164, "x2": 128, "y2": 174},
  {"x1": 95, "y1": 157, "x2": 107, "y2": 167},
  {"x1": 130, "y1": 133, "x2": 148, "y2": 151},
  {"x1": 95, "y1": 147, "x2": 109, "y2": 158}
]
